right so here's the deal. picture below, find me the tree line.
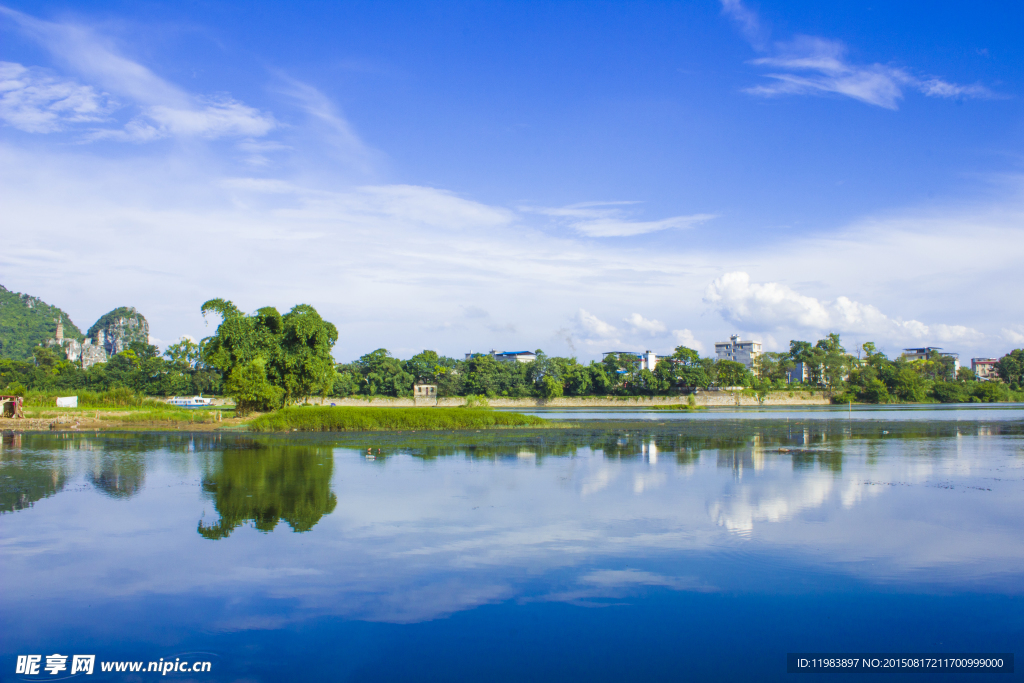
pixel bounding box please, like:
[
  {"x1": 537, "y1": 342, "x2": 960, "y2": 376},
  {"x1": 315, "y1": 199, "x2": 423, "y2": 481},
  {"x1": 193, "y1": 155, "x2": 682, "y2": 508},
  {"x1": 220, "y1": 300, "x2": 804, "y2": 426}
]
[{"x1": 2, "y1": 300, "x2": 1022, "y2": 410}]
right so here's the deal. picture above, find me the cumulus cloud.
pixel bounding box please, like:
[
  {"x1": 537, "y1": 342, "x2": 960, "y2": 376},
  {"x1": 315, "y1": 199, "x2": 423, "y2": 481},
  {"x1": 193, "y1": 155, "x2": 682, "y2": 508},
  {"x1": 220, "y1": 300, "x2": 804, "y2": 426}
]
[
  {"x1": 720, "y1": 1, "x2": 992, "y2": 109},
  {"x1": 0, "y1": 61, "x2": 116, "y2": 132},
  {"x1": 1003, "y1": 327, "x2": 1024, "y2": 345},
  {"x1": 672, "y1": 329, "x2": 704, "y2": 352},
  {"x1": 704, "y1": 272, "x2": 984, "y2": 344},
  {"x1": 576, "y1": 309, "x2": 618, "y2": 339},
  {"x1": 624, "y1": 313, "x2": 666, "y2": 335},
  {"x1": 527, "y1": 201, "x2": 715, "y2": 237}
]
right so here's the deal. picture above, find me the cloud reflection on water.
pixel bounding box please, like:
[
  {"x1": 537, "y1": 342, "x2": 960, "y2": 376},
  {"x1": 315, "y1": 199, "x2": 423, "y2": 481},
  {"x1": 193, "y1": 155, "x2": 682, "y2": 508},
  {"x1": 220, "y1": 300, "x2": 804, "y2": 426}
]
[{"x1": 1, "y1": 421, "x2": 1023, "y2": 628}]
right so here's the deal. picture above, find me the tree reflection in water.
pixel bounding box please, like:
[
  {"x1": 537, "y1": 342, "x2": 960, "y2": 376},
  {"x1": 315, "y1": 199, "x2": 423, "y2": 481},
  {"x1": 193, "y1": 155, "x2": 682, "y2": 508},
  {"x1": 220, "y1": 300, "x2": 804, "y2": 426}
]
[
  {"x1": 90, "y1": 453, "x2": 146, "y2": 498},
  {"x1": 198, "y1": 441, "x2": 336, "y2": 539},
  {"x1": 1, "y1": 432, "x2": 67, "y2": 513}
]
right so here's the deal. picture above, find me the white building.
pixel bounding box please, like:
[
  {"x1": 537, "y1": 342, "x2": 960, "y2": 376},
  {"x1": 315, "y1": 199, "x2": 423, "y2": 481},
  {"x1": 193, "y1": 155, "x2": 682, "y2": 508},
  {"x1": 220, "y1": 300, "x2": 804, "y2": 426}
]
[
  {"x1": 903, "y1": 347, "x2": 960, "y2": 377},
  {"x1": 602, "y1": 351, "x2": 659, "y2": 371},
  {"x1": 464, "y1": 350, "x2": 538, "y2": 363},
  {"x1": 714, "y1": 335, "x2": 762, "y2": 369}
]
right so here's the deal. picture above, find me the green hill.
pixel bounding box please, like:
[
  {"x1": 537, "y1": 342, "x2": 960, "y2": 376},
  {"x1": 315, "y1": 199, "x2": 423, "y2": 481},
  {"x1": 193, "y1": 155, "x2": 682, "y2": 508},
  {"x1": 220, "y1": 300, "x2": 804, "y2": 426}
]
[
  {"x1": 87, "y1": 306, "x2": 149, "y2": 353},
  {"x1": 0, "y1": 285, "x2": 84, "y2": 360}
]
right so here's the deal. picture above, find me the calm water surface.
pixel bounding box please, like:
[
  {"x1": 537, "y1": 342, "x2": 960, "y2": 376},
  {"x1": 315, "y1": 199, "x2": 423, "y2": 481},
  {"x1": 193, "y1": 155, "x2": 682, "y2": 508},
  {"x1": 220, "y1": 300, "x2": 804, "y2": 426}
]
[{"x1": 2, "y1": 410, "x2": 1023, "y2": 682}]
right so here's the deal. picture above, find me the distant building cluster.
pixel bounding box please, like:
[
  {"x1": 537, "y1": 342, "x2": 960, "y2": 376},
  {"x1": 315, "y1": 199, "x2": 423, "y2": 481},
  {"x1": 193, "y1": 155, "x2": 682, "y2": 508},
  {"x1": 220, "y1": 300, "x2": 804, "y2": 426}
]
[
  {"x1": 463, "y1": 333, "x2": 1010, "y2": 386},
  {"x1": 465, "y1": 350, "x2": 538, "y2": 363},
  {"x1": 903, "y1": 347, "x2": 960, "y2": 376}
]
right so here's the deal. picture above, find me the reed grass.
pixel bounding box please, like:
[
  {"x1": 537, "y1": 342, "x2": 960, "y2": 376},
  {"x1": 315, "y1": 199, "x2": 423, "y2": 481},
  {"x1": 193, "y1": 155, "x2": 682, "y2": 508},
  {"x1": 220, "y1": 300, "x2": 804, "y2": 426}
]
[{"x1": 22, "y1": 388, "x2": 168, "y2": 409}]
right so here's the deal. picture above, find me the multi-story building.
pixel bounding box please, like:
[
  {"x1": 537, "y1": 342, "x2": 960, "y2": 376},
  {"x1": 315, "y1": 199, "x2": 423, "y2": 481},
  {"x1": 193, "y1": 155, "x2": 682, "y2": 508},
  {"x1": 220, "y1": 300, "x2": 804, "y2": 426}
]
[
  {"x1": 601, "y1": 351, "x2": 659, "y2": 371},
  {"x1": 971, "y1": 358, "x2": 999, "y2": 381},
  {"x1": 786, "y1": 361, "x2": 811, "y2": 384},
  {"x1": 714, "y1": 335, "x2": 762, "y2": 369},
  {"x1": 464, "y1": 350, "x2": 538, "y2": 363},
  {"x1": 903, "y1": 347, "x2": 960, "y2": 377}
]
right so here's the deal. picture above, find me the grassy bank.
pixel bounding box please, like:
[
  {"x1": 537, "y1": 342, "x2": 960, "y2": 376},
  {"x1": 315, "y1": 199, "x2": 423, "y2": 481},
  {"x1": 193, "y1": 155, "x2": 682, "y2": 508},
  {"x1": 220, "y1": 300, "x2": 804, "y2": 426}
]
[
  {"x1": 249, "y1": 406, "x2": 548, "y2": 432},
  {"x1": 21, "y1": 388, "x2": 169, "y2": 409}
]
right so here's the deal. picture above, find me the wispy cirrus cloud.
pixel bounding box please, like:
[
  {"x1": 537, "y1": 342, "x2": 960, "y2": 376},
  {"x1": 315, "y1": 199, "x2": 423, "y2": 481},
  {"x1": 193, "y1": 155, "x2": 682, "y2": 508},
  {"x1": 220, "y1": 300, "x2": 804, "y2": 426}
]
[
  {"x1": 271, "y1": 72, "x2": 373, "y2": 171},
  {"x1": 747, "y1": 36, "x2": 992, "y2": 110},
  {"x1": 720, "y1": 1, "x2": 992, "y2": 109},
  {"x1": 719, "y1": 0, "x2": 767, "y2": 50},
  {"x1": 0, "y1": 5, "x2": 275, "y2": 140},
  {"x1": 0, "y1": 61, "x2": 117, "y2": 132},
  {"x1": 526, "y1": 201, "x2": 715, "y2": 237}
]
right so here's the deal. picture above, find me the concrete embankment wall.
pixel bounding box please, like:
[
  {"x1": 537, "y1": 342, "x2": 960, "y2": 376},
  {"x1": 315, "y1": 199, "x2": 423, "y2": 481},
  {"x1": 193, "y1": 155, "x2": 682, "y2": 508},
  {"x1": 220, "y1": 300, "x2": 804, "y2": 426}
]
[{"x1": 306, "y1": 391, "x2": 830, "y2": 408}]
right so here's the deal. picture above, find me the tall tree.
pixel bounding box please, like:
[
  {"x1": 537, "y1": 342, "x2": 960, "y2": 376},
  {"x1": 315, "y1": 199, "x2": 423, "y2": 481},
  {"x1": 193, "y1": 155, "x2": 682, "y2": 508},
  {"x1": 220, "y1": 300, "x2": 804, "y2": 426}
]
[
  {"x1": 996, "y1": 349, "x2": 1024, "y2": 389},
  {"x1": 201, "y1": 299, "x2": 338, "y2": 411}
]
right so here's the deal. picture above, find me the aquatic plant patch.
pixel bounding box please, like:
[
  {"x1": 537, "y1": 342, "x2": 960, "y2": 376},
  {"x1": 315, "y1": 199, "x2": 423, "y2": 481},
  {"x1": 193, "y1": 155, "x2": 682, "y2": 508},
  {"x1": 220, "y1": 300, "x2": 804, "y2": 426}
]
[{"x1": 248, "y1": 406, "x2": 547, "y2": 432}]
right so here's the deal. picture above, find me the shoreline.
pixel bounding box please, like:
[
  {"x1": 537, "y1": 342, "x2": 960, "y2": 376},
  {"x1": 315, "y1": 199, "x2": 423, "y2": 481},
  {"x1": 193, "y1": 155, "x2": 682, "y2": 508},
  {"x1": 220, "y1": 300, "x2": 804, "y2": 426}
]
[{"x1": 5, "y1": 399, "x2": 1021, "y2": 433}]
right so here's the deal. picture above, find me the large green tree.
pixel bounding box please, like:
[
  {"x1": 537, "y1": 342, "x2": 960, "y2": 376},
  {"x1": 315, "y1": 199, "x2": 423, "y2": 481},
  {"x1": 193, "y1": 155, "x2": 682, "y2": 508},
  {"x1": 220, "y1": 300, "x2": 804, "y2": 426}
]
[
  {"x1": 996, "y1": 349, "x2": 1024, "y2": 389},
  {"x1": 714, "y1": 360, "x2": 751, "y2": 387},
  {"x1": 201, "y1": 299, "x2": 338, "y2": 411}
]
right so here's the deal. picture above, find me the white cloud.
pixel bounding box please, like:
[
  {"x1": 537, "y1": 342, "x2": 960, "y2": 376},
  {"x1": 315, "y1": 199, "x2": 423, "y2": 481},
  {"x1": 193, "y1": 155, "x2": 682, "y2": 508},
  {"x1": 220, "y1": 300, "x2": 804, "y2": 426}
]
[
  {"x1": 527, "y1": 201, "x2": 715, "y2": 237},
  {"x1": 747, "y1": 36, "x2": 991, "y2": 110},
  {"x1": 5, "y1": 127, "x2": 1020, "y2": 362},
  {"x1": 671, "y1": 329, "x2": 704, "y2": 352},
  {"x1": 272, "y1": 74, "x2": 373, "y2": 172},
  {"x1": 0, "y1": 61, "x2": 116, "y2": 132},
  {"x1": 146, "y1": 98, "x2": 275, "y2": 138},
  {"x1": 704, "y1": 271, "x2": 831, "y2": 328},
  {"x1": 0, "y1": 7, "x2": 275, "y2": 141},
  {"x1": 719, "y1": 1, "x2": 992, "y2": 110},
  {"x1": 571, "y1": 214, "x2": 715, "y2": 238},
  {"x1": 1002, "y1": 327, "x2": 1024, "y2": 345},
  {"x1": 88, "y1": 97, "x2": 276, "y2": 142},
  {"x1": 624, "y1": 313, "x2": 666, "y2": 335},
  {"x1": 720, "y1": 0, "x2": 767, "y2": 50},
  {"x1": 576, "y1": 309, "x2": 618, "y2": 339},
  {"x1": 704, "y1": 271, "x2": 985, "y2": 345}
]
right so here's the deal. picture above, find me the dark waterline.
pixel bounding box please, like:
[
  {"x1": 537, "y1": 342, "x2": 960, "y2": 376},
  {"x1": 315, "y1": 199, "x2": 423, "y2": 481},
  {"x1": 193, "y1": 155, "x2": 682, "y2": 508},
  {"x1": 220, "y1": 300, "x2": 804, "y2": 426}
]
[
  {"x1": 502, "y1": 402, "x2": 1024, "y2": 421},
  {"x1": 2, "y1": 412, "x2": 1022, "y2": 682}
]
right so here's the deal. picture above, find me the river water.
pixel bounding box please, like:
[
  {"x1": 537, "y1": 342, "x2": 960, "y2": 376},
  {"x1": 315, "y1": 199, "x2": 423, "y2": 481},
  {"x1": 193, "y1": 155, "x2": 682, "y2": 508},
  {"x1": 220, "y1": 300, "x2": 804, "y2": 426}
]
[{"x1": 2, "y1": 407, "x2": 1022, "y2": 681}]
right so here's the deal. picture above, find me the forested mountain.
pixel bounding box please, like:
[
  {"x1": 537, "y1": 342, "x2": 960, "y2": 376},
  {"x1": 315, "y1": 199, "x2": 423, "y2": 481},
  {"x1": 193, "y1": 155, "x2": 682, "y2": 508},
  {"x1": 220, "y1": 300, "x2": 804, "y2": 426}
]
[{"x1": 0, "y1": 285, "x2": 83, "y2": 361}]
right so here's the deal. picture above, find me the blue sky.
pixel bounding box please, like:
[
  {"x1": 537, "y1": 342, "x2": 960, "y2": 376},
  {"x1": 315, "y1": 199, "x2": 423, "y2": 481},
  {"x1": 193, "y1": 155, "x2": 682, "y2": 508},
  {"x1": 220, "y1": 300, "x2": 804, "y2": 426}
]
[{"x1": 2, "y1": 1, "x2": 1022, "y2": 361}]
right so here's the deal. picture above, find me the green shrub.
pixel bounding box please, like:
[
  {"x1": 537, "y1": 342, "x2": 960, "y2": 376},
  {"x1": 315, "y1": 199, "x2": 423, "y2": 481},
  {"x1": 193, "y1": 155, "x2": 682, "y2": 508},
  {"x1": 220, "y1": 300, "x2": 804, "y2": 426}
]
[
  {"x1": 225, "y1": 359, "x2": 284, "y2": 415},
  {"x1": 931, "y1": 382, "x2": 966, "y2": 404},
  {"x1": 972, "y1": 382, "x2": 1011, "y2": 403},
  {"x1": 462, "y1": 395, "x2": 492, "y2": 409}
]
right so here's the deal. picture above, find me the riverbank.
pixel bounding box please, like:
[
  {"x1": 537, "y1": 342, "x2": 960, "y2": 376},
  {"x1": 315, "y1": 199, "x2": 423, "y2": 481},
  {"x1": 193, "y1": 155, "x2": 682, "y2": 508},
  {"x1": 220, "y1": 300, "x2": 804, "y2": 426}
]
[
  {"x1": 9, "y1": 407, "x2": 243, "y2": 432},
  {"x1": 308, "y1": 390, "x2": 830, "y2": 408}
]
